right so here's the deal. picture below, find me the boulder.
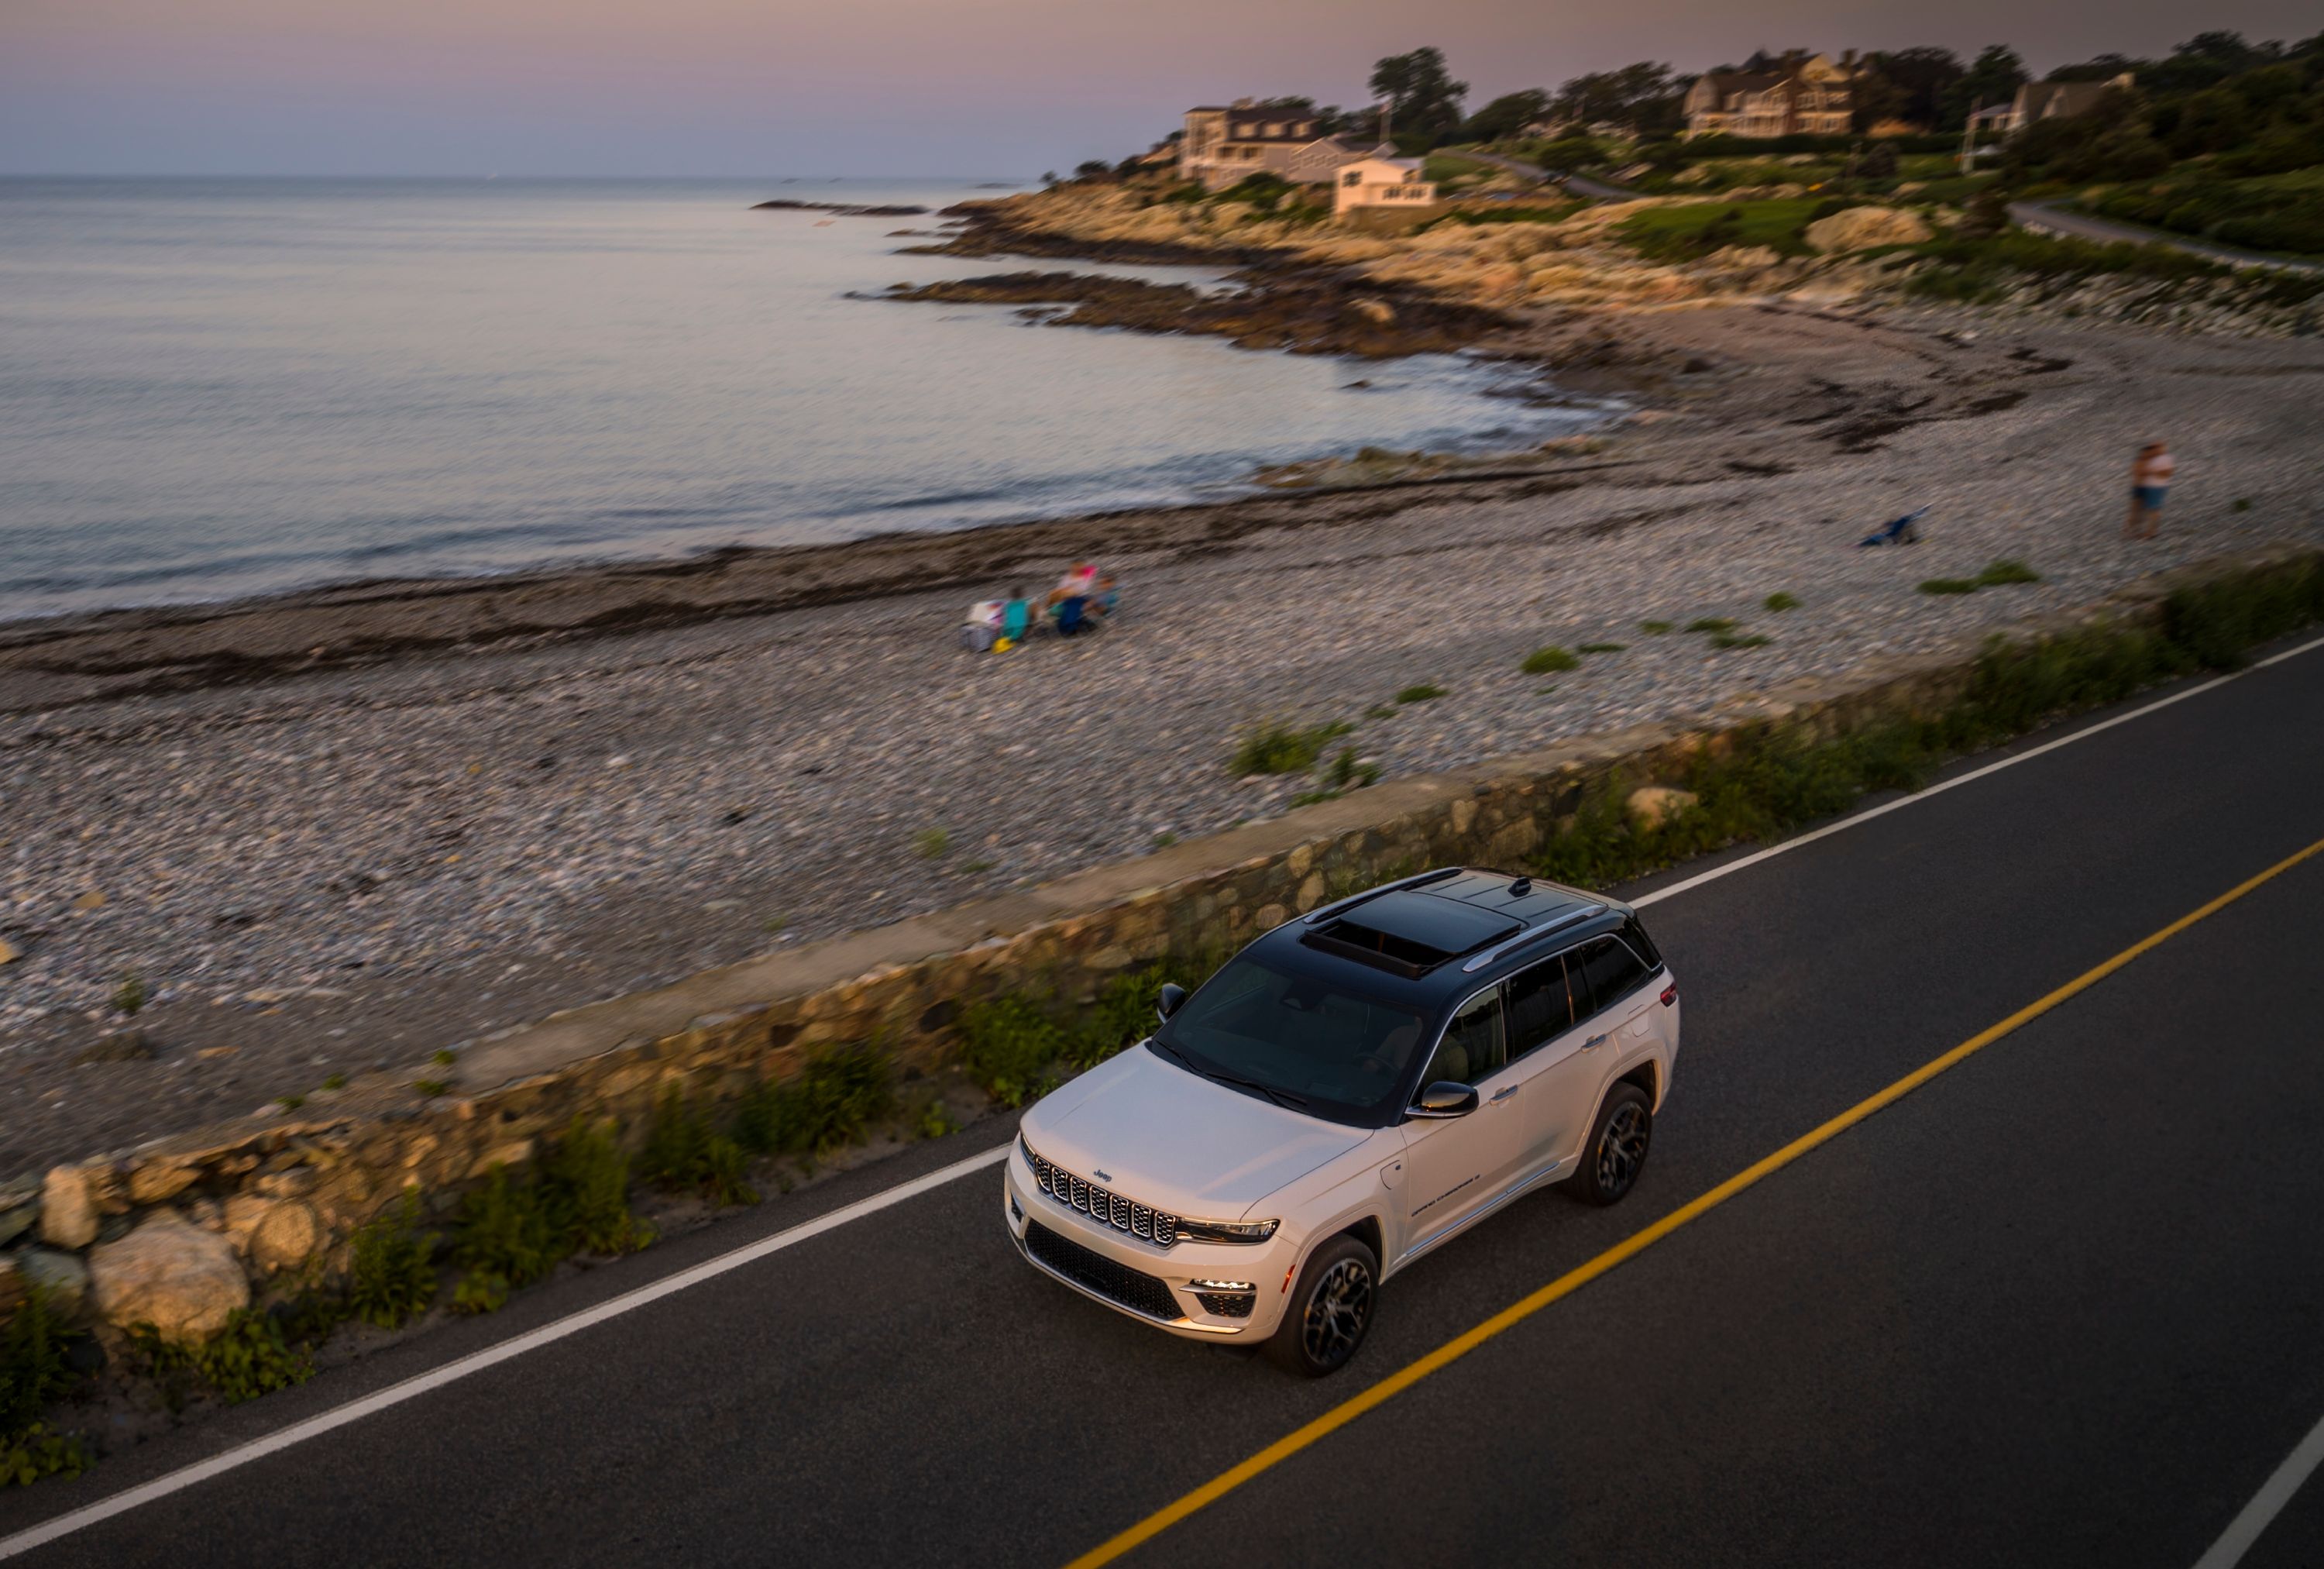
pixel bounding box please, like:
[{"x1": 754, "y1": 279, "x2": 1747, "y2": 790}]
[
  {"x1": 19, "y1": 1250, "x2": 91, "y2": 1317},
  {"x1": 223, "y1": 1196, "x2": 323, "y2": 1275},
  {"x1": 40, "y1": 1165, "x2": 99, "y2": 1249},
  {"x1": 89, "y1": 1212, "x2": 249, "y2": 1344},
  {"x1": 1626, "y1": 786, "x2": 1700, "y2": 831},
  {"x1": 1804, "y1": 205, "x2": 1932, "y2": 254}
]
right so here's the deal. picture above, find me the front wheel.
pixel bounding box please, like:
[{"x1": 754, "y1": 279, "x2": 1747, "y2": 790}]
[
  {"x1": 1564, "y1": 1083, "x2": 1652, "y2": 1206},
  {"x1": 1265, "y1": 1234, "x2": 1378, "y2": 1378}
]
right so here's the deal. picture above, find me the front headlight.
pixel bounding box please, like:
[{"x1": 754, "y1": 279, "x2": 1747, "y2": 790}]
[{"x1": 1175, "y1": 1217, "x2": 1280, "y2": 1245}]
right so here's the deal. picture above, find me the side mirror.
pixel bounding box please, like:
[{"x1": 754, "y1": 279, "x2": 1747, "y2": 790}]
[
  {"x1": 1409, "y1": 1081, "x2": 1479, "y2": 1120},
  {"x1": 1156, "y1": 982, "x2": 1188, "y2": 1022}
]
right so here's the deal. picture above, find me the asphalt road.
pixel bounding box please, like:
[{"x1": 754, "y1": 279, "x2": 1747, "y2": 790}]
[
  {"x1": 2009, "y1": 201, "x2": 2322, "y2": 276},
  {"x1": 5, "y1": 632, "x2": 2324, "y2": 1568}
]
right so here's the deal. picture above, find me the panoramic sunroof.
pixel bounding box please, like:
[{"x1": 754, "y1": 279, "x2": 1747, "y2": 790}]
[{"x1": 1303, "y1": 891, "x2": 1521, "y2": 978}]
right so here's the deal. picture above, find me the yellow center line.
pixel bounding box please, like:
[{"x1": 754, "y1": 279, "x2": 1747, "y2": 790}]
[{"x1": 1065, "y1": 833, "x2": 2324, "y2": 1569}]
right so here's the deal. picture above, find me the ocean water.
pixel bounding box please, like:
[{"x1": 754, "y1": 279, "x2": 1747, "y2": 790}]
[{"x1": 0, "y1": 177, "x2": 1597, "y2": 621}]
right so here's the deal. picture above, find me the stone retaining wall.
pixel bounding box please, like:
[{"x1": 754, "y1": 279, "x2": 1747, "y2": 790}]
[{"x1": 2, "y1": 546, "x2": 2309, "y2": 1343}]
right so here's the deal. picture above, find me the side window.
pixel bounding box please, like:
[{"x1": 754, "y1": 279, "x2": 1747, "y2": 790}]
[
  {"x1": 1504, "y1": 955, "x2": 1576, "y2": 1060},
  {"x1": 1575, "y1": 937, "x2": 1650, "y2": 1019},
  {"x1": 1423, "y1": 989, "x2": 1506, "y2": 1086}
]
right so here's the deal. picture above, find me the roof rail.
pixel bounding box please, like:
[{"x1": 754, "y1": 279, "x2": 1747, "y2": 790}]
[
  {"x1": 1459, "y1": 903, "x2": 1604, "y2": 972},
  {"x1": 1299, "y1": 865, "x2": 1464, "y2": 927}
]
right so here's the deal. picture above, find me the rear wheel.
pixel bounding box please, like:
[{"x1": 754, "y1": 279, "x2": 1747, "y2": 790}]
[
  {"x1": 1265, "y1": 1234, "x2": 1377, "y2": 1378},
  {"x1": 1565, "y1": 1083, "x2": 1652, "y2": 1206}
]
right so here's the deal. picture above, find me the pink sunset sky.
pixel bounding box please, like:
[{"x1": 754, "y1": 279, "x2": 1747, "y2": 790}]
[{"x1": 5, "y1": 0, "x2": 2318, "y2": 175}]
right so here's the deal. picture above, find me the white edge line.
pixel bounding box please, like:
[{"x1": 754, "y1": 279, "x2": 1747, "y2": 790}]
[
  {"x1": 8, "y1": 628, "x2": 2322, "y2": 1559},
  {"x1": 0, "y1": 1144, "x2": 1012, "y2": 1561},
  {"x1": 2192, "y1": 1405, "x2": 2324, "y2": 1569}
]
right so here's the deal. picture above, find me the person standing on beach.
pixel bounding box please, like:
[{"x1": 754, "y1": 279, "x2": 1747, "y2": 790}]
[{"x1": 2126, "y1": 440, "x2": 2175, "y2": 539}]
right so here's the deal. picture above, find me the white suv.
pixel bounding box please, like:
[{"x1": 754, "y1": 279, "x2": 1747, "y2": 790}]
[{"x1": 1004, "y1": 867, "x2": 1679, "y2": 1375}]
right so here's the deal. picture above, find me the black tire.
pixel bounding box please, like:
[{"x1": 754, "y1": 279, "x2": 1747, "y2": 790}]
[
  {"x1": 1265, "y1": 1233, "x2": 1379, "y2": 1378},
  {"x1": 1564, "y1": 1082, "x2": 1652, "y2": 1206}
]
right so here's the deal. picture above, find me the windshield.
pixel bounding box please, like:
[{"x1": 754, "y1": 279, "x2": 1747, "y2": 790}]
[{"x1": 1154, "y1": 955, "x2": 1429, "y2": 1125}]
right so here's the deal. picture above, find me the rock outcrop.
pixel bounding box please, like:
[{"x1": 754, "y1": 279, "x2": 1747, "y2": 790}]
[{"x1": 1805, "y1": 205, "x2": 1933, "y2": 254}]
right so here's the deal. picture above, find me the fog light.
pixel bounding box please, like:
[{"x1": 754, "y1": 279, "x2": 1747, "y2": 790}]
[{"x1": 1186, "y1": 1278, "x2": 1255, "y2": 1292}]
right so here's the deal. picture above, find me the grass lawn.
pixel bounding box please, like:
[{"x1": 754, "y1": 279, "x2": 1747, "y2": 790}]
[
  {"x1": 1422, "y1": 150, "x2": 1498, "y2": 186},
  {"x1": 1618, "y1": 197, "x2": 1834, "y2": 260}
]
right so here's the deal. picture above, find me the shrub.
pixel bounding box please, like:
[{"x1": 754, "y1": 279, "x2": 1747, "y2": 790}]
[
  {"x1": 1708, "y1": 631, "x2": 1772, "y2": 649},
  {"x1": 1764, "y1": 592, "x2": 1801, "y2": 611},
  {"x1": 1521, "y1": 645, "x2": 1580, "y2": 674},
  {"x1": 2, "y1": 1289, "x2": 90, "y2": 1487},
  {"x1": 542, "y1": 1117, "x2": 652, "y2": 1254},
  {"x1": 1685, "y1": 618, "x2": 1734, "y2": 633},
  {"x1": 346, "y1": 1188, "x2": 438, "y2": 1330},
  {"x1": 955, "y1": 995, "x2": 1064, "y2": 1107},
  {"x1": 1229, "y1": 720, "x2": 1351, "y2": 776},
  {"x1": 639, "y1": 1089, "x2": 758, "y2": 1208},
  {"x1": 112, "y1": 972, "x2": 147, "y2": 1017},
  {"x1": 449, "y1": 1165, "x2": 564, "y2": 1313},
  {"x1": 1394, "y1": 683, "x2": 1445, "y2": 704},
  {"x1": 132, "y1": 1309, "x2": 313, "y2": 1407},
  {"x1": 1578, "y1": 642, "x2": 1628, "y2": 654},
  {"x1": 913, "y1": 828, "x2": 951, "y2": 860},
  {"x1": 1976, "y1": 559, "x2": 2042, "y2": 587},
  {"x1": 1639, "y1": 619, "x2": 1673, "y2": 635},
  {"x1": 734, "y1": 1044, "x2": 896, "y2": 1159}
]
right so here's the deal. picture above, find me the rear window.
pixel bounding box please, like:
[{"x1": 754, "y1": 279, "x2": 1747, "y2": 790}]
[{"x1": 1621, "y1": 916, "x2": 1665, "y2": 972}]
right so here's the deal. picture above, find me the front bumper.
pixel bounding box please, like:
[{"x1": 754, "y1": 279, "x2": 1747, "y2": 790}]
[{"x1": 1002, "y1": 1141, "x2": 1297, "y2": 1340}]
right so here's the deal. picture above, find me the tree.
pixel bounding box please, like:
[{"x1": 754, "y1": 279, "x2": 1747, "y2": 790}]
[
  {"x1": 2046, "y1": 53, "x2": 2140, "y2": 84},
  {"x1": 1074, "y1": 160, "x2": 1113, "y2": 180},
  {"x1": 1942, "y1": 44, "x2": 2029, "y2": 129},
  {"x1": 1861, "y1": 46, "x2": 1962, "y2": 129},
  {"x1": 1459, "y1": 88, "x2": 1550, "y2": 143},
  {"x1": 1370, "y1": 46, "x2": 1468, "y2": 139},
  {"x1": 1550, "y1": 61, "x2": 1686, "y2": 136}
]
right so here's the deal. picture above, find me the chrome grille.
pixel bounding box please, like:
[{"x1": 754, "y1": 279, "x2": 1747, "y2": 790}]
[{"x1": 1023, "y1": 1138, "x2": 1181, "y2": 1247}]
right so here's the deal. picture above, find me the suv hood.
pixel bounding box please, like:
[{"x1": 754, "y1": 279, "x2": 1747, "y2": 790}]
[{"x1": 1024, "y1": 1044, "x2": 1370, "y2": 1218}]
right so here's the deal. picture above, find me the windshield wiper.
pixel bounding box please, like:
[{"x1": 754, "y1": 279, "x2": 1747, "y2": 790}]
[
  {"x1": 1147, "y1": 1037, "x2": 1195, "y2": 1070},
  {"x1": 1201, "y1": 1068, "x2": 1308, "y2": 1111}
]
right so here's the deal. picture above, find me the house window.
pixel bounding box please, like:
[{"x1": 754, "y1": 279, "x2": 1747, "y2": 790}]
[
  {"x1": 1342, "y1": 170, "x2": 1361, "y2": 186},
  {"x1": 1267, "y1": 122, "x2": 1283, "y2": 136}
]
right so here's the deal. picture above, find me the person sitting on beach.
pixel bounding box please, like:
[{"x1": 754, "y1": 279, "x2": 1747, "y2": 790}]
[{"x1": 1001, "y1": 588, "x2": 1031, "y2": 645}]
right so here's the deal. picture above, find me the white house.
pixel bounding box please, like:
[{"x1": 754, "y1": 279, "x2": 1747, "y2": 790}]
[{"x1": 1333, "y1": 155, "x2": 1437, "y2": 219}]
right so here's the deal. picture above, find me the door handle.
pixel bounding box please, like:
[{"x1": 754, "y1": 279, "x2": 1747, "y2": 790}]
[
  {"x1": 1489, "y1": 1086, "x2": 1518, "y2": 1103},
  {"x1": 1583, "y1": 1033, "x2": 1608, "y2": 1050}
]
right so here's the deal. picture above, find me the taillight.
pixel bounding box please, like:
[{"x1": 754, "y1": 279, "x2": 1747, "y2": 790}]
[{"x1": 1660, "y1": 981, "x2": 1679, "y2": 1007}]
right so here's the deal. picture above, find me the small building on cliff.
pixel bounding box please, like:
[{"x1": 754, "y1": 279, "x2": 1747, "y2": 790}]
[
  {"x1": 1332, "y1": 154, "x2": 1439, "y2": 227},
  {"x1": 1179, "y1": 102, "x2": 1377, "y2": 191}
]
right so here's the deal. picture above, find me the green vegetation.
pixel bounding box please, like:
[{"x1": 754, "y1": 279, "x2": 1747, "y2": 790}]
[
  {"x1": 449, "y1": 1166, "x2": 562, "y2": 1313},
  {"x1": 956, "y1": 965, "x2": 1178, "y2": 1108},
  {"x1": 431, "y1": 1048, "x2": 457, "y2": 1067},
  {"x1": 1618, "y1": 198, "x2": 1833, "y2": 261},
  {"x1": 1685, "y1": 618, "x2": 1736, "y2": 634},
  {"x1": 132, "y1": 1310, "x2": 312, "y2": 1408},
  {"x1": 276, "y1": 1094, "x2": 304, "y2": 1112},
  {"x1": 913, "y1": 828, "x2": 951, "y2": 860},
  {"x1": 1532, "y1": 557, "x2": 2324, "y2": 889},
  {"x1": 2, "y1": 1290, "x2": 90, "y2": 1487},
  {"x1": 734, "y1": 1044, "x2": 896, "y2": 1161},
  {"x1": 1764, "y1": 592, "x2": 1802, "y2": 612},
  {"x1": 915, "y1": 1099, "x2": 961, "y2": 1141},
  {"x1": 1639, "y1": 619, "x2": 1674, "y2": 635},
  {"x1": 413, "y1": 1078, "x2": 449, "y2": 1098},
  {"x1": 321, "y1": 1072, "x2": 346, "y2": 1091},
  {"x1": 111, "y1": 972, "x2": 146, "y2": 1017},
  {"x1": 1150, "y1": 831, "x2": 1177, "y2": 848},
  {"x1": 1578, "y1": 642, "x2": 1628, "y2": 654},
  {"x1": 639, "y1": 1089, "x2": 758, "y2": 1209},
  {"x1": 762, "y1": 915, "x2": 788, "y2": 935},
  {"x1": 1921, "y1": 558, "x2": 2044, "y2": 595},
  {"x1": 1435, "y1": 204, "x2": 1585, "y2": 227},
  {"x1": 346, "y1": 1188, "x2": 438, "y2": 1330},
  {"x1": 1521, "y1": 645, "x2": 1580, "y2": 674},
  {"x1": 544, "y1": 1117, "x2": 653, "y2": 1255},
  {"x1": 1394, "y1": 683, "x2": 1446, "y2": 704},
  {"x1": 1230, "y1": 719, "x2": 1353, "y2": 776}
]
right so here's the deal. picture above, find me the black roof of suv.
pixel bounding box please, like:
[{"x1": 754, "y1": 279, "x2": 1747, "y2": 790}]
[{"x1": 1247, "y1": 866, "x2": 1649, "y2": 1012}]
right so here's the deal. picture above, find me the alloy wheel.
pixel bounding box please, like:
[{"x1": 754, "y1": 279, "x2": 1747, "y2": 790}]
[
  {"x1": 1596, "y1": 1101, "x2": 1649, "y2": 1196},
  {"x1": 1301, "y1": 1258, "x2": 1373, "y2": 1366}
]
